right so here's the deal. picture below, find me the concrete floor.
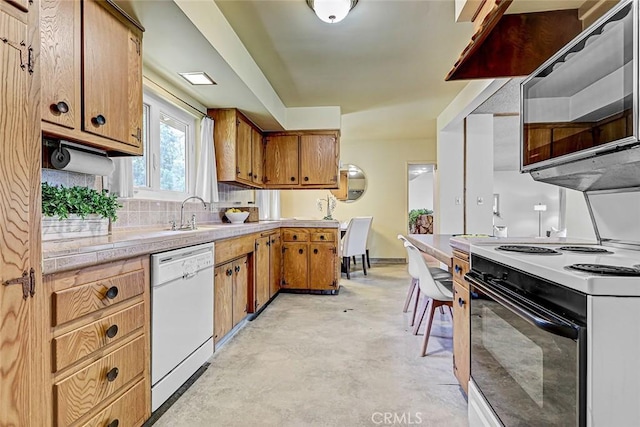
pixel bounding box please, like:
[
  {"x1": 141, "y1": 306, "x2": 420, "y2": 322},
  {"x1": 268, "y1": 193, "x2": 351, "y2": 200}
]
[{"x1": 154, "y1": 264, "x2": 468, "y2": 427}]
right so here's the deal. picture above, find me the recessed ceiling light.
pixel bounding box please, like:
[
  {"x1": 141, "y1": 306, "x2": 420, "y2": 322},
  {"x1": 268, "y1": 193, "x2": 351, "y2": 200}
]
[{"x1": 179, "y1": 72, "x2": 216, "y2": 86}]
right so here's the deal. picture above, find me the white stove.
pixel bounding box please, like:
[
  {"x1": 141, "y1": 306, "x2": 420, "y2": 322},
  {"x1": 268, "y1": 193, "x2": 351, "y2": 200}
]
[{"x1": 471, "y1": 243, "x2": 640, "y2": 296}]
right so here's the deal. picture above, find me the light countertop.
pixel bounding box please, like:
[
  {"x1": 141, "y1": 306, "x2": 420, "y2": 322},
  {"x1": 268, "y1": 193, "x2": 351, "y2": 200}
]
[{"x1": 43, "y1": 219, "x2": 339, "y2": 274}]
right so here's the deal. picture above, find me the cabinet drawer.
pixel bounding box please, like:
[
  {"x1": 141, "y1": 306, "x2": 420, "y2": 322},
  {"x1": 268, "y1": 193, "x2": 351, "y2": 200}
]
[
  {"x1": 452, "y1": 256, "x2": 470, "y2": 285},
  {"x1": 282, "y1": 229, "x2": 309, "y2": 242},
  {"x1": 310, "y1": 231, "x2": 335, "y2": 242},
  {"x1": 81, "y1": 380, "x2": 147, "y2": 427},
  {"x1": 53, "y1": 270, "x2": 145, "y2": 326},
  {"x1": 55, "y1": 335, "x2": 145, "y2": 426},
  {"x1": 53, "y1": 303, "x2": 145, "y2": 372}
]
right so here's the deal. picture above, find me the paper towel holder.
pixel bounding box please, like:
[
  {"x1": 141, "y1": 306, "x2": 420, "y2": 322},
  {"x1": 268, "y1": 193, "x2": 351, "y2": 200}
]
[{"x1": 45, "y1": 139, "x2": 114, "y2": 176}]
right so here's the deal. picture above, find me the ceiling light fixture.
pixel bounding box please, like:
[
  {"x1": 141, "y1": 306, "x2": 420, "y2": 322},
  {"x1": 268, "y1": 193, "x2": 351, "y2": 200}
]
[
  {"x1": 179, "y1": 72, "x2": 217, "y2": 86},
  {"x1": 306, "y1": 0, "x2": 358, "y2": 24}
]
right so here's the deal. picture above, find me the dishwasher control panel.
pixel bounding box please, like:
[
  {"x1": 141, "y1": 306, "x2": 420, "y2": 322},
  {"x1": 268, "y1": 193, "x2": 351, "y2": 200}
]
[{"x1": 151, "y1": 243, "x2": 214, "y2": 286}]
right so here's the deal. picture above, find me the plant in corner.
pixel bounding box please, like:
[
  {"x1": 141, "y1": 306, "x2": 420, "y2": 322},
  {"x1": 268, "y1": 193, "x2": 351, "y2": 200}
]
[
  {"x1": 42, "y1": 182, "x2": 121, "y2": 221},
  {"x1": 408, "y1": 208, "x2": 434, "y2": 233},
  {"x1": 41, "y1": 183, "x2": 122, "y2": 240}
]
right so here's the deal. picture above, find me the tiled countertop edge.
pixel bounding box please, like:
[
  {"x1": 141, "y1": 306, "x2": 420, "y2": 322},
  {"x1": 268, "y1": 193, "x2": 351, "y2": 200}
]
[{"x1": 43, "y1": 219, "x2": 338, "y2": 274}]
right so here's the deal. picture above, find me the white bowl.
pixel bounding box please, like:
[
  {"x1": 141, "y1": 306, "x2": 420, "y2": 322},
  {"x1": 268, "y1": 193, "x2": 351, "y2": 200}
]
[{"x1": 225, "y1": 211, "x2": 249, "y2": 224}]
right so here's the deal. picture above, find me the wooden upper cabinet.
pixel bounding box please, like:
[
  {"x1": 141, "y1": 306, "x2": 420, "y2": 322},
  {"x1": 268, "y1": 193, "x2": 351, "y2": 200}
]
[
  {"x1": 264, "y1": 130, "x2": 340, "y2": 189},
  {"x1": 251, "y1": 128, "x2": 264, "y2": 185},
  {"x1": 0, "y1": 7, "x2": 42, "y2": 426},
  {"x1": 235, "y1": 117, "x2": 253, "y2": 184},
  {"x1": 83, "y1": 0, "x2": 141, "y2": 148},
  {"x1": 40, "y1": 0, "x2": 80, "y2": 129},
  {"x1": 40, "y1": 0, "x2": 144, "y2": 155},
  {"x1": 208, "y1": 108, "x2": 264, "y2": 189},
  {"x1": 264, "y1": 134, "x2": 299, "y2": 186},
  {"x1": 300, "y1": 134, "x2": 338, "y2": 186}
]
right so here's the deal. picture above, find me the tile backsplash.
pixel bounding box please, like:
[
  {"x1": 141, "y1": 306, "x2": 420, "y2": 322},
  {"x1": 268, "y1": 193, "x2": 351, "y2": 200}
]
[{"x1": 42, "y1": 168, "x2": 258, "y2": 232}]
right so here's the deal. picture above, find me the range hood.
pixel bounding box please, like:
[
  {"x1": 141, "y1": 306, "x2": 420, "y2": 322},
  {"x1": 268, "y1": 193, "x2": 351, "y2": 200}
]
[{"x1": 529, "y1": 144, "x2": 640, "y2": 192}]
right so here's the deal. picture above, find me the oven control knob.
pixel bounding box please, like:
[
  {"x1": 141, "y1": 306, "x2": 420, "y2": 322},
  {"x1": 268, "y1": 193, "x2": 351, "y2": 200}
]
[
  {"x1": 501, "y1": 272, "x2": 509, "y2": 281},
  {"x1": 480, "y1": 272, "x2": 493, "y2": 282}
]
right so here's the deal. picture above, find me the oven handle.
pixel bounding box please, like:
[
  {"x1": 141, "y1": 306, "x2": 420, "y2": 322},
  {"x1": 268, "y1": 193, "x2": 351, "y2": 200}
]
[{"x1": 466, "y1": 272, "x2": 579, "y2": 340}]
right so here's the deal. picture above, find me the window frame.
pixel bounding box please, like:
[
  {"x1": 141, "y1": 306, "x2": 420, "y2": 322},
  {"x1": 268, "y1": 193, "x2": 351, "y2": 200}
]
[{"x1": 133, "y1": 90, "x2": 198, "y2": 202}]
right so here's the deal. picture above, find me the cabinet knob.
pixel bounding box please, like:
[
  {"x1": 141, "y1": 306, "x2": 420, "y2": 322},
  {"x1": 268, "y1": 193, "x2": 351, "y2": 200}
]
[
  {"x1": 248, "y1": 171, "x2": 253, "y2": 177},
  {"x1": 304, "y1": 176, "x2": 309, "y2": 181},
  {"x1": 298, "y1": 249, "x2": 304, "y2": 254},
  {"x1": 253, "y1": 174, "x2": 258, "y2": 179},
  {"x1": 320, "y1": 235, "x2": 325, "y2": 240},
  {"x1": 226, "y1": 269, "x2": 233, "y2": 276},
  {"x1": 314, "y1": 248, "x2": 318, "y2": 254},
  {"x1": 106, "y1": 367, "x2": 119, "y2": 382},
  {"x1": 458, "y1": 297, "x2": 465, "y2": 307},
  {"x1": 293, "y1": 235, "x2": 297, "y2": 240},
  {"x1": 105, "y1": 324, "x2": 119, "y2": 339},
  {"x1": 92, "y1": 114, "x2": 106, "y2": 126},
  {"x1": 107, "y1": 420, "x2": 119, "y2": 427},
  {"x1": 105, "y1": 286, "x2": 119, "y2": 300},
  {"x1": 290, "y1": 177, "x2": 295, "y2": 182},
  {"x1": 454, "y1": 265, "x2": 462, "y2": 274},
  {"x1": 235, "y1": 265, "x2": 241, "y2": 273},
  {"x1": 51, "y1": 101, "x2": 69, "y2": 114}
]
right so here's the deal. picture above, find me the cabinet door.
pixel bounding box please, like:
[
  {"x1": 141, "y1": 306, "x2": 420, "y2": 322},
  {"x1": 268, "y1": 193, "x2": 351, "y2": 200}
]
[
  {"x1": 214, "y1": 264, "x2": 233, "y2": 344},
  {"x1": 309, "y1": 243, "x2": 336, "y2": 290},
  {"x1": 232, "y1": 257, "x2": 248, "y2": 327},
  {"x1": 282, "y1": 243, "x2": 308, "y2": 289},
  {"x1": 264, "y1": 135, "x2": 299, "y2": 186},
  {"x1": 251, "y1": 128, "x2": 264, "y2": 185},
  {"x1": 0, "y1": 10, "x2": 35, "y2": 426},
  {"x1": 452, "y1": 280, "x2": 470, "y2": 395},
  {"x1": 83, "y1": 0, "x2": 141, "y2": 148},
  {"x1": 254, "y1": 237, "x2": 270, "y2": 312},
  {"x1": 269, "y1": 234, "x2": 282, "y2": 298},
  {"x1": 236, "y1": 117, "x2": 253, "y2": 184},
  {"x1": 40, "y1": 0, "x2": 80, "y2": 129},
  {"x1": 300, "y1": 134, "x2": 338, "y2": 186}
]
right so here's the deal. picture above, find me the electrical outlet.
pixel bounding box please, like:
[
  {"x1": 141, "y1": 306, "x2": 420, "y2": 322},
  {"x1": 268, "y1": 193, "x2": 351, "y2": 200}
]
[
  {"x1": 477, "y1": 197, "x2": 484, "y2": 205},
  {"x1": 455, "y1": 197, "x2": 461, "y2": 205}
]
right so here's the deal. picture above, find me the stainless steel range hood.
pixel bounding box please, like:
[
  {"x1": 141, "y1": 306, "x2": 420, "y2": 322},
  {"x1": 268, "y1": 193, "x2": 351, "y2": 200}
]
[{"x1": 529, "y1": 144, "x2": 640, "y2": 192}]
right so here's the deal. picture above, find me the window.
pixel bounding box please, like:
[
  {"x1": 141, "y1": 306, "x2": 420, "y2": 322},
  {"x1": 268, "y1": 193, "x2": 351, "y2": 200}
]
[{"x1": 133, "y1": 91, "x2": 197, "y2": 200}]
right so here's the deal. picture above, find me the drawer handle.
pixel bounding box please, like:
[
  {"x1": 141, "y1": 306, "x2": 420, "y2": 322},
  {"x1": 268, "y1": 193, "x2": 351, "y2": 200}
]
[
  {"x1": 290, "y1": 177, "x2": 295, "y2": 182},
  {"x1": 313, "y1": 248, "x2": 318, "y2": 254},
  {"x1": 454, "y1": 265, "x2": 462, "y2": 274},
  {"x1": 320, "y1": 235, "x2": 325, "y2": 240},
  {"x1": 52, "y1": 101, "x2": 69, "y2": 114},
  {"x1": 91, "y1": 114, "x2": 106, "y2": 126},
  {"x1": 293, "y1": 235, "x2": 297, "y2": 240},
  {"x1": 107, "y1": 420, "x2": 119, "y2": 427},
  {"x1": 105, "y1": 286, "x2": 119, "y2": 300},
  {"x1": 298, "y1": 249, "x2": 304, "y2": 254},
  {"x1": 105, "y1": 324, "x2": 119, "y2": 339},
  {"x1": 304, "y1": 176, "x2": 309, "y2": 181},
  {"x1": 106, "y1": 367, "x2": 119, "y2": 382},
  {"x1": 458, "y1": 297, "x2": 465, "y2": 307}
]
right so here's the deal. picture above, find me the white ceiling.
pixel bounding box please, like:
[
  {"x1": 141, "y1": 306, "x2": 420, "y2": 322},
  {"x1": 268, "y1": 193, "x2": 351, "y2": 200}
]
[{"x1": 116, "y1": 0, "x2": 475, "y2": 139}]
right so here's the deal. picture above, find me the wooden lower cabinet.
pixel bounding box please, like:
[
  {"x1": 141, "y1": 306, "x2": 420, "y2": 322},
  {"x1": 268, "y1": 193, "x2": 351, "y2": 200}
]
[
  {"x1": 281, "y1": 228, "x2": 338, "y2": 291},
  {"x1": 269, "y1": 233, "x2": 282, "y2": 298},
  {"x1": 214, "y1": 255, "x2": 248, "y2": 344},
  {"x1": 44, "y1": 256, "x2": 151, "y2": 427},
  {"x1": 452, "y1": 250, "x2": 470, "y2": 395},
  {"x1": 254, "y1": 236, "x2": 271, "y2": 311}
]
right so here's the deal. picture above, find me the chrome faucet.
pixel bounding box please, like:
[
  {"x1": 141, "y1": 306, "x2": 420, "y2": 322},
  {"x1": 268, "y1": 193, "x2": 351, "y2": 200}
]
[{"x1": 179, "y1": 196, "x2": 207, "y2": 230}]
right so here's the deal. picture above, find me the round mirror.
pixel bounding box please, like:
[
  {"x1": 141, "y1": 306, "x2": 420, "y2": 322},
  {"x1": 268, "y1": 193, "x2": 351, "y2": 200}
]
[{"x1": 331, "y1": 164, "x2": 366, "y2": 202}]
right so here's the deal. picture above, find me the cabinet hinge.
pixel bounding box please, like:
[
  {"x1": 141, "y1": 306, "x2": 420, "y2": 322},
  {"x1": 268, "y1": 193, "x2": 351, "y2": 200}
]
[
  {"x1": 236, "y1": 167, "x2": 241, "y2": 175},
  {"x1": 333, "y1": 175, "x2": 337, "y2": 182},
  {"x1": 331, "y1": 247, "x2": 337, "y2": 254},
  {"x1": 332, "y1": 280, "x2": 337, "y2": 287},
  {"x1": 255, "y1": 242, "x2": 259, "y2": 250},
  {"x1": 130, "y1": 37, "x2": 141, "y2": 55},
  {"x1": 131, "y1": 127, "x2": 142, "y2": 142},
  {"x1": 281, "y1": 279, "x2": 286, "y2": 285},
  {"x1": 1, "y1": 38, "x2": 30, "y2": 73},
  {"x1": 282, "y1": 247, "x2": 287, "y2": 253},
  {"x1": 3, "y1": 268, "x2": 35, "y2": 300},
  {"x1": 255, "y1": 300, "x2": 258, "y2": 309},
  {"x1": 236, "y1": 119, "x2": 240, "y2": 126}
]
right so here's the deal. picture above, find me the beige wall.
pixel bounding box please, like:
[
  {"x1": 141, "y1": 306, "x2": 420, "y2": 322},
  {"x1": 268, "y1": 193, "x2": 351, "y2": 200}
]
[{"x1": 281, "y1": 138, "x2": 436, "y2": 259}]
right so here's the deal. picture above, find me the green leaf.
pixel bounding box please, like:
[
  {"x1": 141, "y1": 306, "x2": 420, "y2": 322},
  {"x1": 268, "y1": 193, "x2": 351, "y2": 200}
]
[{"x1": 41, "y1": 182, "x2": 122, "y2": 222}]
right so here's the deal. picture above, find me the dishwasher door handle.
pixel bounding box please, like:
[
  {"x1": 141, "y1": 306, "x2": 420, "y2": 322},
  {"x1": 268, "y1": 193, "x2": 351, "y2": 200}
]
[{"x1": 183, "y1": 271, "x2": 197, "y2": 280}]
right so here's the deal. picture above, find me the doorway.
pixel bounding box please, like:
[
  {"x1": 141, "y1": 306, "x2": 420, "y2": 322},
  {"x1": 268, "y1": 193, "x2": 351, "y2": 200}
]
[{"x1": 407, "y1": 163, "x2": 435, "y2": 234}]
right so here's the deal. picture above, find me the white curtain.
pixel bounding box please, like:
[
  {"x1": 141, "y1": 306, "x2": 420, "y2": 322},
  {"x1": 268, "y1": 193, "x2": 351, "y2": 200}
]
[
  {"x1": 109, "y1": 158, "x2": 134, "y2": 198},
  {"x1": 195, "y1": 116, "x2": 219, "y2": 203},
  {"x1": 256, "y1": 190, "x2": 281, "y2": 220}
]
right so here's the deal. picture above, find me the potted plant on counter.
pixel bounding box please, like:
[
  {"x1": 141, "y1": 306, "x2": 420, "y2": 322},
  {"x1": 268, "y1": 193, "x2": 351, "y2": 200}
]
[
  {"x1": 409, "y1": 208, "x2": 434, "y2": 234},
  {"x1": 41, "y1": 183, "x2": 122, "y2": 240}
]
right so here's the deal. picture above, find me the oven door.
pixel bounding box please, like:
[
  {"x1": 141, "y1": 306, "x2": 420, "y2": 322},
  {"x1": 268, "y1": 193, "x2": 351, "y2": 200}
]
[{"x1": 466, "y1": 274, "x2": 586, "y2": 427}]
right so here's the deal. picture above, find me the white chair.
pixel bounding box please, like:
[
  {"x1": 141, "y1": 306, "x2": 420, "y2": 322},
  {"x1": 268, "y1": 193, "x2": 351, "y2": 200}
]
[
  {"x1": 405, "y1": 242, "x2": 453, "y2": 357},
  {"x1": 397, "y1": 235, "x2": 451, "y2": 322},
  {"x1": 341, "y1": 217, "x2": 373, "y2": 279}
]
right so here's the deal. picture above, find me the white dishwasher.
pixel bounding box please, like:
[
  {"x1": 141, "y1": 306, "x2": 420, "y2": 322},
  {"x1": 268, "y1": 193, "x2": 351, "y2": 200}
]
[{"x1": 151, "y1": 242, "x2": 214, "y2": 411}]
